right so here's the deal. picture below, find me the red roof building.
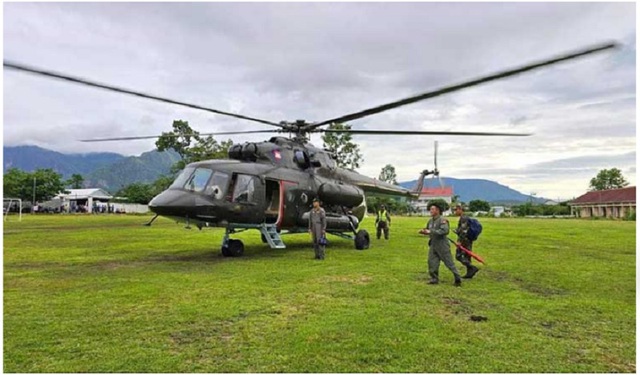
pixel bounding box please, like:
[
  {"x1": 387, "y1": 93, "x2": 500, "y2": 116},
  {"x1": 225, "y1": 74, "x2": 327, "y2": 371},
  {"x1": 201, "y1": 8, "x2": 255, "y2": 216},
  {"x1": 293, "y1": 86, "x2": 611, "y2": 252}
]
[
  {"x1": 421, "y1": 187, "x2": 454, "y2": 196},
  {"x1": 568, "y1": 186, "x2": 636, "y2": 218},
  {"x1": 413, "y1": 186, "x2": 454, "y2": 215}
]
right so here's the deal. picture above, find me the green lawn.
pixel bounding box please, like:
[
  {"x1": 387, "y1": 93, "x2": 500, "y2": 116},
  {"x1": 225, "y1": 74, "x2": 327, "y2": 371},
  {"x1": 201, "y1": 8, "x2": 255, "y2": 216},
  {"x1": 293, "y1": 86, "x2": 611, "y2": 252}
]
[{"x1": 3, "y1": 214, "x2": 636, "y2": 372}]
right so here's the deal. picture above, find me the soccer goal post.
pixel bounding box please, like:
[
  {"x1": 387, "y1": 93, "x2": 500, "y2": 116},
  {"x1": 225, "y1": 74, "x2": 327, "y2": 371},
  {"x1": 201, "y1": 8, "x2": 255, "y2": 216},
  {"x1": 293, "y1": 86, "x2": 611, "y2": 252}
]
[{"x1": 3, "y1": 198, "x2": 23, "y2": 222}]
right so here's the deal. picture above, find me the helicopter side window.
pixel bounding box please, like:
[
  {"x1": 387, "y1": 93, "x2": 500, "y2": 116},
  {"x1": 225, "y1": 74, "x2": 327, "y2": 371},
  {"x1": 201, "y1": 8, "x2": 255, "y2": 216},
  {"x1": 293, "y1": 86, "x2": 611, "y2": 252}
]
[
  {"x1": 170, "y1": 167, "x2": 195, "y2": 189},
  {"x1": 232, "y1": 174, "x2": 256, "y2": 203},
  {"x1": 205, "y1": 171, "x2": 229, "y2": 200},
  {"x1": 184, "y1": 167, "x2": 213, "y2": 193}
]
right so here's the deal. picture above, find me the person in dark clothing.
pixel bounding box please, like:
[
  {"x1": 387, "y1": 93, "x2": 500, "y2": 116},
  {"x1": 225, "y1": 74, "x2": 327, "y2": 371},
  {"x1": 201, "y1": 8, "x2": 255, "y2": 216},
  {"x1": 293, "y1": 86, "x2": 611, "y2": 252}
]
[
  {"x1": 453, "y1": 204, "x2": 479, "y2": 279},
  {"x1": 375, "y1": 204, "x2": 391, "y2": 240}
]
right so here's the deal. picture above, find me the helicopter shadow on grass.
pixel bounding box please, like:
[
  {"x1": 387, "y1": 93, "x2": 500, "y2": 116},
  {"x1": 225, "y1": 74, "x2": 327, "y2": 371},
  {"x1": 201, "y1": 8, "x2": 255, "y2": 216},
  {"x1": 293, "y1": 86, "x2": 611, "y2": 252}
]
[{"x1": 138, "y1": 236, "x2": 328, "y2": 265}]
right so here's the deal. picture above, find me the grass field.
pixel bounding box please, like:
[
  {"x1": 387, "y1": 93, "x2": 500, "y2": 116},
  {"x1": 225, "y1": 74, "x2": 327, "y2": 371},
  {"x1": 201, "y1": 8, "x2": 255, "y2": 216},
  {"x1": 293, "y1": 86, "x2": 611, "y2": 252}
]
[{"x1": 3, "y1": 214, "x2": 636, "y2": 372}]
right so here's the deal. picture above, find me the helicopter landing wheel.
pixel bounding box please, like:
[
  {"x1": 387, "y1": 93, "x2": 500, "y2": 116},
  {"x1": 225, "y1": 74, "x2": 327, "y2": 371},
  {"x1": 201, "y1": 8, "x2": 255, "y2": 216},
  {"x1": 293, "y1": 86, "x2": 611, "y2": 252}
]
[
  {"x1": 222, "y1": 239, "x2": 245, "y2": 257},
  {"x1": 354, "y1": 229, "x2": 370, "y2": 250}
]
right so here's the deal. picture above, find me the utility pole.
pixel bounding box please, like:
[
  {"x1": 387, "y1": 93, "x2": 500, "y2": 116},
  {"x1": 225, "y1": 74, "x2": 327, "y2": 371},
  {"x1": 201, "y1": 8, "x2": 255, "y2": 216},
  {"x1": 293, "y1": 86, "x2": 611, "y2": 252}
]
[{"x1": 32, "y1": 176, "x2": 36, "y2": 213}]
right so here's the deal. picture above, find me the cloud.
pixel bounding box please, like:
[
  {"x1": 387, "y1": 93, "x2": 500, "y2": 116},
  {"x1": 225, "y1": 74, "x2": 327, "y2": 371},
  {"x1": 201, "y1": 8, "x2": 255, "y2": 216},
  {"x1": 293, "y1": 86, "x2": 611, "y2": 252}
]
[{"x1": 3, "y1": 2, "x2": 636, "y2": 199}]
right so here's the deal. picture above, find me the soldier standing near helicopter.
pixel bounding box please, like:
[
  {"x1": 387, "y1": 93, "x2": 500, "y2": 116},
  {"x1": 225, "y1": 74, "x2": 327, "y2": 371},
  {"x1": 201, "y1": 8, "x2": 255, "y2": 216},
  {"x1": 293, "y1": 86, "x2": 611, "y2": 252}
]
[
  {"x1": 308, "y1": 198, "x2": 327, "y2": 260},
  {"x1": 375, "y1": 204, "x2": 391, "y2": 240}
]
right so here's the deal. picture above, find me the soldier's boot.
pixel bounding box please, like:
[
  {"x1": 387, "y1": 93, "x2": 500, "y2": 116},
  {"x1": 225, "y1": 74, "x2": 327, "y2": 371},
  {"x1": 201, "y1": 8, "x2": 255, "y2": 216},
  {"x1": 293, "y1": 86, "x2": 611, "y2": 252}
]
[
  {"x1": 463, "y1": 266, "x2": 479, "y2": 279},
  {"x1": 462, "y1": 265, "x2": 473, "y2": 279},
  {"x1": 454, "y1": 277, "x2": 462, "y2": 287},
  {"x1": 428, "y1": 279, "x2": 439, "y2": 285}
]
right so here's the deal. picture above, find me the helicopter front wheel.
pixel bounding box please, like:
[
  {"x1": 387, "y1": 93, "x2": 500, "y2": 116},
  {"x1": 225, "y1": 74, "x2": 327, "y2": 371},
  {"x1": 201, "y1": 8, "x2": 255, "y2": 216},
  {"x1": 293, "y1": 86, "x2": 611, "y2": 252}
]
[
  {"x1": 222, "y1": 239, "x2": 245, "y2": 257},
  {"x1": 354, "y1": 230, "x2": 370, "y2": 250}
]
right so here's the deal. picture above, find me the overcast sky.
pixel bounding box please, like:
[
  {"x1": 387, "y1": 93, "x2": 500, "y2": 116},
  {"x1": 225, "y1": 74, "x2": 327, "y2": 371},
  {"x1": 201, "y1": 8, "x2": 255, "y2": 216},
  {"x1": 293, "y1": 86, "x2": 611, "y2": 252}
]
[{"x1": 3, "y1": 2, "x2": 636, "y2": 200}]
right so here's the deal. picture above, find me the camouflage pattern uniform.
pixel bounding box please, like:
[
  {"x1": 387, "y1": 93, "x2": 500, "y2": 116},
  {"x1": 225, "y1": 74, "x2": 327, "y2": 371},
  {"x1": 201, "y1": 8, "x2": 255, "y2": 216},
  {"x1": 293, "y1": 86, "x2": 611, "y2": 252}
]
[
  {"x1": 454, "y1": 215, "x2": 479, "y2": 278},
  {"x1": 426, "y1": 214, "x2": 461, "y2": 285},
  {"x1": 309, "y1": 207, "x2": 327, "y2": 259}
]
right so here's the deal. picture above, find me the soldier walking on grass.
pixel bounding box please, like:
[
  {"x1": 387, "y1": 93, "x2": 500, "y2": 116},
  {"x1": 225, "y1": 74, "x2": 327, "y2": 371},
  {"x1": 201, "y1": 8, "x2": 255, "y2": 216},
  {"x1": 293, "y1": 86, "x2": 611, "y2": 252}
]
[
  {"x1": 422, "y1": 202, "x2": 462, "y2": 286},
  {"x1": 375, "y1": 204, "x2": 391, "y2": 240},
  {"x1": 308, "y1": 198, "x2": 327, "y2": 260},
  {"x1": 453, "y1": 203, "x2": 480, "y2": 279}
]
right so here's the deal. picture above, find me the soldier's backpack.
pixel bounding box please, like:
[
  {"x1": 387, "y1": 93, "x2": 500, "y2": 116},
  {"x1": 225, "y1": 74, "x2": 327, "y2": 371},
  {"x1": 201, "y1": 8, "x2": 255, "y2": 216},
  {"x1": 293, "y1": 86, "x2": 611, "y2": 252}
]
[{"x1": 466, "y1": 218, "x2": 483, "y2": 241}]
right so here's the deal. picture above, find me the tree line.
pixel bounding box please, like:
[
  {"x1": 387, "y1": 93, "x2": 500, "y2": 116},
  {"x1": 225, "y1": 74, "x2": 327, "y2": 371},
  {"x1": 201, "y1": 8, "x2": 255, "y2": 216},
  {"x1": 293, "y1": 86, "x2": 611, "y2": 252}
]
[{"x1": 3, "y1": 117, "x2": 631, "y2": 211}]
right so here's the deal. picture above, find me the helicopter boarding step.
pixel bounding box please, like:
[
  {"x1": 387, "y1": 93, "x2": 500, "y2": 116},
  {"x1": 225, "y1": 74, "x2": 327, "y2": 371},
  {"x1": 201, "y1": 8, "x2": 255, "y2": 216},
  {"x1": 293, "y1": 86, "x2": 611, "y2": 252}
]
[{"x1": 261, "y1": 224, "x2": 286, "y2": 249}]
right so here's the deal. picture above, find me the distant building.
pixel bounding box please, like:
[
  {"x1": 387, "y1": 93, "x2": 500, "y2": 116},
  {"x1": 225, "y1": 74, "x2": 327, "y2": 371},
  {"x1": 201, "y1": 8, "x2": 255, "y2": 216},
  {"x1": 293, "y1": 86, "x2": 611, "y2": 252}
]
[
  {"x1": 413, "y1": 187, "x2": 453, "y2": 215},
  {"x1": 55, "y1": 188, "x2": 113, "y2": 213},
  {"x1": 568, "y1": 186, "x2": 636, "y2": 219},
  {"x1": 491, "y1": 206, "x2": 506, "y2": 217}
]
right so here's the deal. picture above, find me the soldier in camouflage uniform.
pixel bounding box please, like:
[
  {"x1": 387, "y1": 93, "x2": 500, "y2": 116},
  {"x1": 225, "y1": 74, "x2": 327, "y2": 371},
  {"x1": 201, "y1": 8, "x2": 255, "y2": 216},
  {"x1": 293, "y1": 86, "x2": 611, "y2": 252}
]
[
  {"x1": 453, "y1": 204, "x2": 479, "y2": 279},
  {"x1": 423, "y1": 203, "x2": 462, "y2": 286},
  {"x1": 308, "y1": 198, "x2": 327, "y2": 260}
]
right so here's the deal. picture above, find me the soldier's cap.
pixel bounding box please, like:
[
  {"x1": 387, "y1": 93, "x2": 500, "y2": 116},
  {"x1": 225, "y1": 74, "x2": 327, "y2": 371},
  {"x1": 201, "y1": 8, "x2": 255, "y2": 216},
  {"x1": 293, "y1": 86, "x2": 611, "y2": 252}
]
[
  {"x1": 312, "y1": 197, "x2": 320, "y2": 202},
  {"x1": 454, "y1": 203, "x2": 465, "y2": 210},
  {"x1": 429, "y1": 202, "x2": 444, "y2": 212}
]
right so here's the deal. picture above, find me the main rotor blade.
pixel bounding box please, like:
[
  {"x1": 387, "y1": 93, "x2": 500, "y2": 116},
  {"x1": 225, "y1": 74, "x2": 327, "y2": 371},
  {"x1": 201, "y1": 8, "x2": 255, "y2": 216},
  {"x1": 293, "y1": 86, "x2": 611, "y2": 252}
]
[
  {"x1": 80, "y1": 129, "x2": 280, "y2": 142},
  {"x1": 4, "y1": 61, "x2": 283, "y2": 128},
  {"x1": 311, "y1": 42, "x2": 618, "y2": 129},
  {"x1": 320, "y1": 129, "x2": 531, "y2": 136}
]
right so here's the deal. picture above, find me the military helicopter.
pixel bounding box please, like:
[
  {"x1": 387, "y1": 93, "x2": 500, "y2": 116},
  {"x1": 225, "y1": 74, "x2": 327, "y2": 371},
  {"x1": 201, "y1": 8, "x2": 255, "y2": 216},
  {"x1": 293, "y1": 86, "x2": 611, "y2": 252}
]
[{"x1": 4, "y1": 42, "x2": 617, "y2": 256}]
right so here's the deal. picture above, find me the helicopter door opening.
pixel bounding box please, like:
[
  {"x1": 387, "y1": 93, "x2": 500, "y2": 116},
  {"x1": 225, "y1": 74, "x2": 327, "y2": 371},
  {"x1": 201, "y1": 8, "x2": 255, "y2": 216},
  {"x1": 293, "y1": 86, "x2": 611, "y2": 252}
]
[{"x1": 265, "y1": 179, "x2": 280, "y2": 224}]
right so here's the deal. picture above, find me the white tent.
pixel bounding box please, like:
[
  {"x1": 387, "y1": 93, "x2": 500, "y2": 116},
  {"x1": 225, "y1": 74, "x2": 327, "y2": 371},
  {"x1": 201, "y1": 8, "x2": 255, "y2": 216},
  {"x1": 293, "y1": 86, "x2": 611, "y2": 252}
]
[{"x1": 56, "y1": 188, "x2": 113, "y2": 213}]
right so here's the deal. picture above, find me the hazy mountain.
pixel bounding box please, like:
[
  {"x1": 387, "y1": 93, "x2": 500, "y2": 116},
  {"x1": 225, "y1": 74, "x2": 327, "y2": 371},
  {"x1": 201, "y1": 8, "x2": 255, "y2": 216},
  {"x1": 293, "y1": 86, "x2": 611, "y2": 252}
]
[
  {"x1": 4, "y1": 145, "x2": 124, "y2": 176},
  {"x1": 5, "y1": 145, "x2": 545, "y2": 202},
  {"x1": 4, "y1": 145, "x2": 180, "y2": 193},
  {"x1": 86, "y1": 150, "x2": 180, "y2": 192},
  {"x1": 400, "y1": 177, "x2": 546, "y2": 204}
]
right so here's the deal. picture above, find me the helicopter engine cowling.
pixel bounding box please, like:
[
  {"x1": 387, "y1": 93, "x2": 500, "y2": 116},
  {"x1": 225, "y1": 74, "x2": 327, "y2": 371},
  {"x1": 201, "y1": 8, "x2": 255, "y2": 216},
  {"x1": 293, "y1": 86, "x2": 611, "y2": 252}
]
[
  {"x1": 318, "y1": 183, "x2": 364, "y2": 207},
  {"x1": 228, "y1": 144, "x2": 243, "y2": 160},
  {"x1": 241, "y1": 143, "x2": 258, "y2": 161}
]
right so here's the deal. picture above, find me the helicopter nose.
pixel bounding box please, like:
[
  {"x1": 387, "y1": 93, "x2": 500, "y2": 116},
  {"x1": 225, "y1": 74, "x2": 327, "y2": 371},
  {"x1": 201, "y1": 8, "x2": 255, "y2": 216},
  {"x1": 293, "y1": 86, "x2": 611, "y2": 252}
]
[{"x1": 148, "y1": 189, "x2": 195, "y2": 217}]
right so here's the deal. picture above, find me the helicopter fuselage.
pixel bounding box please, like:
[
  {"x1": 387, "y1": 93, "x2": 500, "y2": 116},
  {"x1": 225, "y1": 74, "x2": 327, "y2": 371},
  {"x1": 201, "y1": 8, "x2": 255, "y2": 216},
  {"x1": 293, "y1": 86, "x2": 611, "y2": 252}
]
[{"x1": 148, "y1": 137, "x2": 412, "y2": 233}]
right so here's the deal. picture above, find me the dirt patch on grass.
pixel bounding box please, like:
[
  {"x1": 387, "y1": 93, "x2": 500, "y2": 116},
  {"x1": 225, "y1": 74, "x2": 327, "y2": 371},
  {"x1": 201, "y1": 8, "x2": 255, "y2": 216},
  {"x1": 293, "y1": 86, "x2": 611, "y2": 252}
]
[
  {"x1": 169, "y1": 320, "x2": 235, "y2": 346},
  {"x1": 596, "y1": 352, "x2": 636, "y2": 372},
  {"x1": 488, "y1": 270, "x2": 566, "y2": 297},
  {"x1": 5, "y1": 222, "x2": 157, "y2": 232},
  {"x1": 441, "y1": 296, "x2": 473, "y2": 316},
  {"x1": 319, "y1": 275, "x2": 373, "y2": 285}
]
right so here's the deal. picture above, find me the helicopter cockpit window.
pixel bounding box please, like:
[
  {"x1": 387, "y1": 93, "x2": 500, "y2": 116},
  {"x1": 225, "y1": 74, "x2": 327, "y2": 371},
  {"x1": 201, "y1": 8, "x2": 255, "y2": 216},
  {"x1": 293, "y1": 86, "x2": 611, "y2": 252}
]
[
  {"x1": 170, "y1": 167, "x2": 195, "y2": 189},
  {"x1": 184, "y1": 167, "x2": 213, "y2": 193},
  {"x1": 232, "y1": 174, "x2": 256, "y2": 203},
  {"x1": 205, "y1": 171, "x2": 229, "y2": 200}
]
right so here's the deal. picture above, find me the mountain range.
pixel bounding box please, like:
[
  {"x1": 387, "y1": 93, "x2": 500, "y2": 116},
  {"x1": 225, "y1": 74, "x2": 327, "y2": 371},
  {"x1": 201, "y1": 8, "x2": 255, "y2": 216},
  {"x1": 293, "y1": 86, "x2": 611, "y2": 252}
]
[
  {"x1": 4, "y1": 146, "x2": 179, "y2": 193},
  {"x1": 4, "y1": 145, "x2": 544, "y2": 203},
  {"x1": 399, "y1": 178, "x2": 545, "y2": 205}
]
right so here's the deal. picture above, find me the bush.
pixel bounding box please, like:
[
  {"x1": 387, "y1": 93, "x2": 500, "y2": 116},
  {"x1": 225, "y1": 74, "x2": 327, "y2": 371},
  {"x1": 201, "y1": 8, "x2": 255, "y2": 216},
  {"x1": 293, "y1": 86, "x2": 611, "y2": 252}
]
[{"x1": 624, "y1": 210, "x2": 636, "y2": 221}]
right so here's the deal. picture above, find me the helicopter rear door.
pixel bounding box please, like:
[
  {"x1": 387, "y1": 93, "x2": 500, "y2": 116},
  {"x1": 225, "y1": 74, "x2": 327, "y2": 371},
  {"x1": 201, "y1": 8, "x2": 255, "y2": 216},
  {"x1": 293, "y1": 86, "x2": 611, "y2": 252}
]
[{"x1": 265, "y1": 179, "x2": 280, "y2": 224}]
